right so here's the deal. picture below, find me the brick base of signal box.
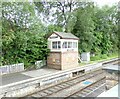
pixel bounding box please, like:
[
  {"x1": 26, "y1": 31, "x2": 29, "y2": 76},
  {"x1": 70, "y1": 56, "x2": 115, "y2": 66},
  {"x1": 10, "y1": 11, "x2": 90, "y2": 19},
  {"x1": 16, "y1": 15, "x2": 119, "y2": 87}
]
[{"x1": 47, "y1": 51, "x2": 78, "y2": 70}]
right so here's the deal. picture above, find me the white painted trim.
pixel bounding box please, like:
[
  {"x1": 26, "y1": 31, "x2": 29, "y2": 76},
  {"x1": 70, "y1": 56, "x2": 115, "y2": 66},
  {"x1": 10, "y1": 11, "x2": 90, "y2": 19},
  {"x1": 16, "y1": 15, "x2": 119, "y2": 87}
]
[{"x1": 48, "y1": 39, "x2": 78, "y2": 52}]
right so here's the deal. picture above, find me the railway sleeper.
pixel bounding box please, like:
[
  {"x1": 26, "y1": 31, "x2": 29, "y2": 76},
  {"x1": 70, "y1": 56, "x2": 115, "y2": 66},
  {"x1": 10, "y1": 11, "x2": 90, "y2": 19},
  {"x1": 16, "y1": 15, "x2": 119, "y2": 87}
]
[
  {"x1": 52, "y1": 86, "x2": 62, "y2": 90},
  {"x1": 47, "y1": 88, "x2": 58, "y2": 93},
  {"x1": 85, "y1": 84, "x2": 105, "y2": 97},
  {"x1": 31, "y1": 93, "x2": 42, "y2": 97},
  {"x1": 71, "y1": 94, "x2": 80, "y2": 97},
  {"x1": 82, "y1": 89, "x2": 91, "y2": 93},
  {"x1": 57, "y1": 85, "x2": 66, "y2": 88},
  {"x1": 37, "y1": 92, "x2": 48, "y2": 97},
  {"x1": 65, "y1": 82, "x2": 74, "y2": 85},
  {"x1": 43, "y1": 90, "x2": 53, "y2": 94},
  {"x1": 60, "y1": 83, "x2": 70, "y2": 87},
  {"x1": 27, "y1": 69, "x2": 105, "y2": 98}
]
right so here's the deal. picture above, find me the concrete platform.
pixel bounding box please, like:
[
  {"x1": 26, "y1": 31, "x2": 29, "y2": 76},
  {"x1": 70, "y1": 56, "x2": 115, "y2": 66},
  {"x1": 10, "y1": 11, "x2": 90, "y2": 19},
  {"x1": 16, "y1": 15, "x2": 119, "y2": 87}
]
[
  {"x1": 1, "y1": 73, "x2": 32, "y2": 86},
  {"x1": 97, "y1": 84, "x2": 119, "y2": 97},
  {"x1": 102, "y1": 64, "x2": 119, "y2": 71},
  {"x1": 1, "y1": 58, "x2": 119, "y2": 87},
  {"x1": 22, "y1": 67, "x2": 60, "y2": 77},
  {"x1": 1, "y1": 67, "x2": 60, "y2": 86}
]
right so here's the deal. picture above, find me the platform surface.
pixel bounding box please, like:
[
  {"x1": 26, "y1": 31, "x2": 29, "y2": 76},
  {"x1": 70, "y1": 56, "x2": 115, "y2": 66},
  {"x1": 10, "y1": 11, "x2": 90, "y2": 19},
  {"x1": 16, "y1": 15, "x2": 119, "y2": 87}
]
[
  {"x1": 22, "y1": 67, "x2": 60, "y2": 77},
  {"x1": 0, "y1": 67, "x2": 60, "y2": 86},
  {"x1": 102, "y1": 64, "x2": 119, "y2": 71},
  {"x1": 1, "y1": 73, "x2": 32, "y2": 86},
  {"x1": 97, "y1": 84, "x2": 119, "y2": 97}
]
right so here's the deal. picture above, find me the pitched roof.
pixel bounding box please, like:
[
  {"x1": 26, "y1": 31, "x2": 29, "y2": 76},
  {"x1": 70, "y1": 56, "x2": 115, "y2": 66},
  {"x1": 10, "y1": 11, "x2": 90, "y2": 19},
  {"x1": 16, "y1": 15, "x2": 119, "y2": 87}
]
[{"x1": 48, "y1": 31, "x2": 79, "y2": 40}]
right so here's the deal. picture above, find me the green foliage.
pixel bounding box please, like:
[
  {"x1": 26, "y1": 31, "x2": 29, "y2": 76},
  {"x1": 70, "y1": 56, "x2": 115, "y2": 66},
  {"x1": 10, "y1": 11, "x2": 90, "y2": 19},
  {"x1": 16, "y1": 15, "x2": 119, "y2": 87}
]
[
  {"x1": 2, "y1": 1, "x2": 119, "y2": 68},
  {"x1": 101, "y1": 54, "x2": 108, "y2": 59},
  {"x1": 90, "y1": 54, "x2": 107, "y2": 61},
  {"x1": 72, "y1": 3, "x2": 95, "y2": 53},
  {"x1": 93, "y1": 5, "x2": 118, "y2": 54},
  {"x1": 90, "y1": 56, "x2": 101, "y2": 61},
  {"x1": 34, "y1": 1, "x2": 118, "y2": 55},
  {"x1": 47, "y1": 24, "x2": 62, "y2": 33},
  {"x1": 72, "y1": 4, "x2": 118, "y2": 55},
  {"x1": 90, "y1": 53, "x2": 117, "y2": 61},
  {"x1": 2, "y1": 2, "x2": 50, "y2": 68}
]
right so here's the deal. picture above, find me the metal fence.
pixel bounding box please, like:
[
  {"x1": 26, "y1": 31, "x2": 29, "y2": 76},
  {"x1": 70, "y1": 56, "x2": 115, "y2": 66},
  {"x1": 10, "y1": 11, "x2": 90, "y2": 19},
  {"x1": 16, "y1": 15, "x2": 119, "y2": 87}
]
[{"x1": 0, "y1": 63, "x2": 24, "y2": 75}]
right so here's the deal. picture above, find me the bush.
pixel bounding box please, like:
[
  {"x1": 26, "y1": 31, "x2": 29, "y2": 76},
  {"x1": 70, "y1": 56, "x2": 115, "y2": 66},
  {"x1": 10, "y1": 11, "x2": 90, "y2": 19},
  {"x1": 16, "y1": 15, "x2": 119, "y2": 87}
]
[
  {"x1": 90, "y1": 55, "x2": 101, "y2": 61},
  {"x1": 2, "y1": 31, "x2": 50, "y2": 69},
  {"x1": 100, "y1": 54, "x2": 108, "y2": 59},
  {"x1": 90, "y1": 54, "x2": 108, "y2": 61}
]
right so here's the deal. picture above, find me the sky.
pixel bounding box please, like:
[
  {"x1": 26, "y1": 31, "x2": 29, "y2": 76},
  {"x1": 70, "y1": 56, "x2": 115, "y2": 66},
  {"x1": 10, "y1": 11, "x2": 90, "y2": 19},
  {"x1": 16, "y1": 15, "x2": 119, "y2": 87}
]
[
  {"x1": 28, "y1": 0, "x2": 119, "y2": 7},
  {"x1": 92, "y1": 0, "x2": 119, "y2": 7}
]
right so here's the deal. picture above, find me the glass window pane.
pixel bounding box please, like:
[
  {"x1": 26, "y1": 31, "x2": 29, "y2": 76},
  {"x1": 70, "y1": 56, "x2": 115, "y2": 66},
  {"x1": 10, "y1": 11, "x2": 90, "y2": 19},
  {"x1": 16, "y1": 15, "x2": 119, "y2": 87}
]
[
  {"x1": 58, "y1": 41, "x2": 61, "y2": 49},
  {"x1": 68, "y1": 42, "x2": 72, "y2": 48},
  {"x1": 62, "y1": 42, "x2": 67, "y2": 48},
  {"x1": 52, "y1": 41, "x2": 57, "y2": 49},
  {"x1": 73, "y1": 42, "x2": 77, "y2": 48}
]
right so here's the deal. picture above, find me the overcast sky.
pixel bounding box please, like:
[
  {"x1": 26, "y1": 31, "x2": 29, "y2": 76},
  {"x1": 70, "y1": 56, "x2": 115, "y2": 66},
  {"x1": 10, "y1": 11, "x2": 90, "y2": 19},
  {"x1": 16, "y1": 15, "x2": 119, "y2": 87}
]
[
  {"x1": 29, "y1": 0, "x2": 119, "y2": 7},
  {"x1": 92, "y1": 0, "x2": 119, "y2": 7}
]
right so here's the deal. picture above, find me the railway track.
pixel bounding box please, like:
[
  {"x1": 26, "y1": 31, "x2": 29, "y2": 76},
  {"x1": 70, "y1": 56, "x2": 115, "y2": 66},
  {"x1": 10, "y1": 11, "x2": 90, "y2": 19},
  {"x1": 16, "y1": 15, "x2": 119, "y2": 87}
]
[
  {"x1": 26, "y1": 69, "x2": 105, "y2": 98},
  {"x1": 65, "y1": 77, "x2": 105, "y2": 98},
  {"x1": 113, "y1": 61, "x2": 120, "y2": 65},
  {"x1": 1, "y1": 58, "x2": 119, "y2": 98}
]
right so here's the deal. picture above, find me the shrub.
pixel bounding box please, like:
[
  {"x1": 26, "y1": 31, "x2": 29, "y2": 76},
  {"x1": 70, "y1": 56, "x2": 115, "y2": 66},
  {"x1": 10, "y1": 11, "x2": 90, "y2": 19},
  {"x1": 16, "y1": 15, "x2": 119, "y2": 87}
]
[
  {"x1": 100, "y1": 54, "x2": 108, "y2": 59},
  {"x1": 90, "y1": 55, "x2": 101, "y2": 61}
]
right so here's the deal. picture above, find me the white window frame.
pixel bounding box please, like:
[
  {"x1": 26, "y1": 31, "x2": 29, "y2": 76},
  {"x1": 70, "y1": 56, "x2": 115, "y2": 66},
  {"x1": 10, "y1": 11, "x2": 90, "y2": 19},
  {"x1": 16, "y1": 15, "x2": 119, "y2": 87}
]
[
  {"x1": 68, "y1": 42, "x2": 72, "y2": 48},
  {"x1": 52, "y1": 41, "x2": 61, "y2": 49},
  {"x1": 73, "y1": 42, "x2": 77, "y2": 48},
  {"x1": 62, "y1": 41, "x2": 67, "y2": 48}
]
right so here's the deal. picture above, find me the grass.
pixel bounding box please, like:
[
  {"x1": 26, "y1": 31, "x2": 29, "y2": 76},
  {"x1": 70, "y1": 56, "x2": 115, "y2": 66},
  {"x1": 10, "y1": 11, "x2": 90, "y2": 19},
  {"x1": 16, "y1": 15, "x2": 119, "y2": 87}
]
[
  {"x1": 79, "y1": 61, "x2": 95, "y2": 66},
  {"x1": 79, "y1": 53, "x2": 118, "y2": 66}
]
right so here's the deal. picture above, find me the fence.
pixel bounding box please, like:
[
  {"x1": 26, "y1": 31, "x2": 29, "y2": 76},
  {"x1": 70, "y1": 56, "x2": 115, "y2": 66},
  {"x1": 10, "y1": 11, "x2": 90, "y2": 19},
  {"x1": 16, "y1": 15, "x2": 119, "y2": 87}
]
[
  {"x1": 0, "y1": 63, "x2": 24, "y2": 75},
  {"x1": 35, "y1": 60, "x2": 46, "y2": 69}
]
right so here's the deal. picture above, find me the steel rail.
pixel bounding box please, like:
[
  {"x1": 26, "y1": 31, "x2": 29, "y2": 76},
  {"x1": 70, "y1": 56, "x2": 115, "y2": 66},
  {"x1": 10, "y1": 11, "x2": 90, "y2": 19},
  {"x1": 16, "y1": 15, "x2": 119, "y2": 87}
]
[
  {"x1": 65, "y1": 77, "x2": 106, "y2": 98},
  {"x1": 26, "y1": 69, "x2": 105, "y2": 97}
]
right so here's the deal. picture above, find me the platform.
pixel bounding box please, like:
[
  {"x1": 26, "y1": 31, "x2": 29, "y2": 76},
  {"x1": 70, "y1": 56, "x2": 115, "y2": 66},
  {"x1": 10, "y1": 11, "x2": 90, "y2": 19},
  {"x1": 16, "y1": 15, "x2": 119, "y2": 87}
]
[
  {"x1": 97, "y1": 84, "x2": 119, "y2": 97},
  {"x1": 0, "y1": 67, "x2": 60, "y2": 86},
  {"x1": 102, "y1": 64, "x2": 119, "y2": 71},
  {"x1": 22, "y1": 67, "x2": 59, "y2": 77},
  {"x1": 1, "y1": 58, "x2": 119, "y2": 87}
]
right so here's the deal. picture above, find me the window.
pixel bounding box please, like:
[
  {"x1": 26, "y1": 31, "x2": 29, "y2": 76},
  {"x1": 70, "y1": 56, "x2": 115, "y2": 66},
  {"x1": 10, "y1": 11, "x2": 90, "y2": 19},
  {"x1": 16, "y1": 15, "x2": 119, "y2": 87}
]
[
  {"x1": 52, "y1": 41, "x2": 61, "y2": 49},
  {"x1": 68, "y1": 42, "x2": 72, "y2": 48},
  {"x1": 52, "y1": 41, "x2": 57, "y2": 49},
  {"x1": 73, "y1": 42, "x2": 77, "y2": 48},
  {"x1": 62, "y1": 42, "x2": 67, "y2": 48},
  {"x1": 58, "y1": 41, "x2": 61, "y2": 49}
]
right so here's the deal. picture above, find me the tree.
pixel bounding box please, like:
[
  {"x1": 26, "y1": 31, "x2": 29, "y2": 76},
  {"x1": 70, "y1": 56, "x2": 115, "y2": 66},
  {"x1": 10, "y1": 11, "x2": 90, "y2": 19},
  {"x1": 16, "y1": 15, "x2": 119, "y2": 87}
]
[
  {"x1": 72, "y1": 3, "x2": 95, "y2": 53},
  {"x1": 2, "y1": 2, "x2": 50, "y2": 67},
  {"x1": 93, "y1": 5, "x2": 118, "y2": 54},
  {"x1": 46, "y1": 24, "x2": 62, "y2": 34},
  {"x1": 34, "y1": 0, "x2": 87, "y2": 32}
]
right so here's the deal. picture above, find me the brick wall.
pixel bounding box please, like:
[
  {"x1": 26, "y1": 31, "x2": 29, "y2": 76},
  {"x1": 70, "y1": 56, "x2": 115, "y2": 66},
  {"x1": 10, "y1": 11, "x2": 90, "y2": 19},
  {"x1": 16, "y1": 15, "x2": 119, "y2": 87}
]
[
  {"x1": 61, "y1": 51, "x2": 78, "y2": 70},
  {"x1": 47, "y1": 52, "x2": 61, "y2": 69},
  {"x1": 47, "y1": 51, "x2": 78, "y2": 70}
]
